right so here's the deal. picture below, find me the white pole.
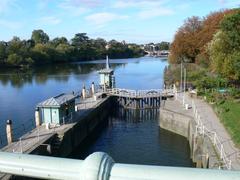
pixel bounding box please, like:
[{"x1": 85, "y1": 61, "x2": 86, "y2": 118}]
[
  {"x1": 20, "y1": 138, "x2": 23, "y2": 153},
  {"x1": 180, "y1": 62, "x2": 183, "y2": 92},
  {"x1": 183, "y1": 68, "x2": 186, "y2": 105}
]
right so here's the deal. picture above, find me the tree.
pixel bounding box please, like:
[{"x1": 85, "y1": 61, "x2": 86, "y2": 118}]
[
  {"x1": 71, "y1": 33, "x2": 89, "y2": 47},
  {"x1": 209, "y1": 10, "x2": 240, "y2": 80},
  {"x1": 0, "y1": 41, "x2": 7, "y2": 64},
  {"x1": 51, "y1": 37, "x2": 68, "y2": 47},
  {"x1": 31, "y1": 30, "x2": 49, "y2": 44},
  {"x1": 169, "y1": 16, "x2": 203, "y2": 63},
  {"x1": 6, "y1": 54, "x2": 23, "y2": 66},
  {"x1": 157, "y1": 42, "x2": 170, "y2": 51},
  {"x1": 196, "y1": 9, "x2": 236, "y2": 65}
]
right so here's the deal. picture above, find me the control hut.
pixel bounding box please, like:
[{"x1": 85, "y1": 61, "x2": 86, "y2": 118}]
[
  {"x1": 36, "y1": 93, "x2": 76, "y2": 125},
  {"x1": 98, "y1": 56, "x2": 115, "y2": 90}
]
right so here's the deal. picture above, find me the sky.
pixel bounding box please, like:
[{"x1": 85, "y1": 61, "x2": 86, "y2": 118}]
[{"x1": 0, "y1": 0, "x2": 239, "y2": 44}]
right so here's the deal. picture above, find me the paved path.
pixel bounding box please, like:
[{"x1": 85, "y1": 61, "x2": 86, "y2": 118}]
[{"x1": 178, "y1": 92, "x2": 240, "y2": 170}]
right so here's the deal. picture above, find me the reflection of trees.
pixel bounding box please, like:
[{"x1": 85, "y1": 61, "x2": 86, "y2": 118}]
[{"x1": 0, "y1": 61, "x2": 125, "y2": 88}]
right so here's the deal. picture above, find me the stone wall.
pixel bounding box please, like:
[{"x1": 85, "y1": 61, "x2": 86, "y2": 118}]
[{"x1": 159, "y1": 102, "x2": 219, "y2": 169}]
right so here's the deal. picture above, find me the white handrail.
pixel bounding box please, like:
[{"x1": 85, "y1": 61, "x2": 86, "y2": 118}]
[
  {"x1": 175, "y1": 93, "x2": 232, "y2": 170},
  {"x1": 0, "y1": 152, "x2": 239, "y2": 180}
]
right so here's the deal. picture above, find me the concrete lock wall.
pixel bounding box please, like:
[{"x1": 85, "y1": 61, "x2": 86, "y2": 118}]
[
  {"x1": 50, "y1": 97, "x2": 112, "y2": 157},
  {"x1": 159, "y1": 106, "x2": 219, "y2": 169}
]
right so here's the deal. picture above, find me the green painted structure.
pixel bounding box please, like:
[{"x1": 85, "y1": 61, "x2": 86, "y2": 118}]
[
  {"x1": 37, "y1": 93, "x2": 76, "y2": 124},
  {"x1": 98, "y1": 55, "x2": 115, "y2": 89}
]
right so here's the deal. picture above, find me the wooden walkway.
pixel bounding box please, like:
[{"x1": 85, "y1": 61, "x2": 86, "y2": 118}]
[
  {"x1": 106, "y1": 88, "x2": 174, "y2": 98},
  {"x1": 105, "y1": 88, "x2": 174, "y2": 109}
]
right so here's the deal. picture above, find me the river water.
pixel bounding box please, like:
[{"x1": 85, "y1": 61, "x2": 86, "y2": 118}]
[{"x1": 0, "y1": 57, "x2": 193, "y2": 167}]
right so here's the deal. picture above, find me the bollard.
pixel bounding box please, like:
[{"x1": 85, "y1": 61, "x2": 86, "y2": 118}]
[
  {"x1": 82, "y1": 85, "x2": 86, "y2": 99},
  {"x1": 91, "y1": 82, "x2": 95, "y2": 96},
  {"x1": 6, "y1": 120, "x2": 13, "y2": 144},
  {"x1": 35, "y1": 108, "x2": 41, "y2": 127}
]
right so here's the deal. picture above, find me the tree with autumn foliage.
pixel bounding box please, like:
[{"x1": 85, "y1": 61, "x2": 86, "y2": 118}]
[
  {"x1": 169, "y1": 16, "x2": 202, "y2": 64},
  {"x1": 209, "y1": 10, "x2": 240, "y2": 81},
  {"x1": 169, "y1": 9, "x2": 236, "y2": 65},
  {"x1": 196, "y1": 9, "x2": 237, "y2": 66}
]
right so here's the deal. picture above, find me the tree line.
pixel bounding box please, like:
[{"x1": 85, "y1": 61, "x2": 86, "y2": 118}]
[
  {"x1": 0, "y1": 31, "x2": 145, "y2": 68},
  {"x1": 169, "y1": 8, "x2": 240, "y2": 81}
]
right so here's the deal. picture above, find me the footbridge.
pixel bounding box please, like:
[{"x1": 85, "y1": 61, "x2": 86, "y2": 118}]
[{"x1": 105, "y1": 88, "x2": 174, "y2": 109}]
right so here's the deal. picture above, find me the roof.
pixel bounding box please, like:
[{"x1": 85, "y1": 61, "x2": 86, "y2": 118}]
[
  {"x1": 98, "y1": 55, "x2": 114, "y2": 74},
  {"x1": 98, "y1": 68, "x2": 114, "y2": 74},
  {"x1": 37, "y1": 93, "x2": 76, "y2": 108}
]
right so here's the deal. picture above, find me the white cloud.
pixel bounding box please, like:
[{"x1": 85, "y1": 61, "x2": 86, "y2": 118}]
[
  {"x1": 138, "y1": 8, "x2": 174, "y2": 19},
  {"x1": 218, "y1": 0, "x2": 240, "y2": 7},
  {"x1": 85, "y1": 12, "x2": 129, "y2": 27},
  {"x1": 0, "y1": 0, "x2": 18, "y2": 14},
  {"x1": 38, "y1": 16, "x2": 62, "y2": 25},
  {"x1": 113, "y1": 0, "x2": 174, "y2": 19},
  {"x1": 58, "y1": 0, "x2": 90, "y2": 16},
  {"x1": 113, "y1": 0, "x2": 169, "y2": 9},
  {"x1": 0, "y1": 20, "x2": 22, "y2": 29}
]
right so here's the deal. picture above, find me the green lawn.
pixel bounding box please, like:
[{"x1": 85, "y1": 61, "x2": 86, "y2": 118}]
[{"x1": 215, "y1": 100, "x2": 240, "y2": 146}]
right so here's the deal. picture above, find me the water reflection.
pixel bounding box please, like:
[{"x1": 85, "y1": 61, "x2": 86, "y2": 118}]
[
  {"x1": 0, "y1": 62, "x2": 124, "y2": 88},
  {"x1": 70, "y1": 107, "x2": 193, "y2": 167}
]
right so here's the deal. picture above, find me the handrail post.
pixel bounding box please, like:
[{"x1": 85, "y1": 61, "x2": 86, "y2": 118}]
[
  {"x1": 220, "y1": 144, "x2": 224, "y2": 159},
  {"x1": 20, "y1": 138, "x2": 23, "y2": 153}
]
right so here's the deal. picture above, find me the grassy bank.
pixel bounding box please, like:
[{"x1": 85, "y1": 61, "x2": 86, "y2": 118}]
[{"x1": 214, "y1": 99, "x2": 240, "y2": 146}]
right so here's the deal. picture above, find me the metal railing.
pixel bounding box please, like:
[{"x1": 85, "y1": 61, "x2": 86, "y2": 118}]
[
  {"x1": 106, "y1": 88, "x2": 174, "y2": 98},
  {"x1": 0, "y1": 151, "x2": 240, "y2": 180},
  {"x1": 175, "y1": 92, "x2": 232, "y2": 170}
]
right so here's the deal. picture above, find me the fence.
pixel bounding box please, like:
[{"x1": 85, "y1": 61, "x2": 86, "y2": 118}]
[{"x1": 175, "y1": 92, "x2": 232, "y2": 170}]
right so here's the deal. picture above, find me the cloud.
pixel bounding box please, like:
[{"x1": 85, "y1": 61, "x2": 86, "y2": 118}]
[
  {"x1": 85, "y1": 12, "x2": 129, "y2": 27},
  {"x1": 65, "y1": 0, "x2": 104, "y2": 7},
  {"x1": 113, "y1": 0, "x2": 174, "y2": 19},
  {"x1": 218, "y1": 0, "x2": 240, "y2": 7},
  {"x1": 58, "y1": 0, "x2": 90, "y2": 16},
  {"x1": 138, "y1": 8, "x2": 174, "y2": 19},
  {"x1": 113, "y1": 0, "x2": 169, "y2": 9},
  {"x1": 0, "y1": 0, "x2": 18, "y2": 14},
  {"x1": 0, "y1": 20, "x2": 22, "y2": 29},
  {"x1": 37, "y1": 16, "x2": 62, "y2": 25}
]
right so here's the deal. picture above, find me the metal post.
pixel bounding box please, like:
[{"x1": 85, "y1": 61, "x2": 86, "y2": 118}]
[
  {"x1": 91, "y1": 82, "x2": 95, "y2": 96},
  {"x1": 183, "y1": 68, "x2": 186, "y2": 105},
  {"x1": 180, "y1": 62, "x2": 183, "y2": 92},
  {"x1": 6, "y1": 120, "x2": 13, "y2": 144},
  {"x1": 220, "y1": 144, "x2": 224, "y2": 159},
  {"x1": 37, "y1": 127, "x2": 40, "y2": 142},
  {"x1": 35, "y1": 108, "x2": 41, "y2": 127},
  {"x1": 20, "y1": 138, "x2": 23, "y2": 153},
  {"x1": 213, "y1": 132, "x2": 217, "y2": 145}
]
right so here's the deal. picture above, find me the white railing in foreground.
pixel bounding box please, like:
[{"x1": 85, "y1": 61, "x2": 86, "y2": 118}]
[
  {"x1": 0, "y1": 152, "x2": 239, "y2": 180},
  {"x1": 175, "y1": 92, "x2": 232, "y2": 170}
]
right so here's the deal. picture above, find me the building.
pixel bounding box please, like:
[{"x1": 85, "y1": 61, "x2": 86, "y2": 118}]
[
  {"x1": 36, "y1": 93, "x2": 76, "y2": 125},
  {"x1": 98, "y1": 56, "x2": 115, "y2": 89}
]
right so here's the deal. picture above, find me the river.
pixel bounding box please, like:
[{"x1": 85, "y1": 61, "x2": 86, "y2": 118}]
[{"x1": 0, "y1": 56, "x2": 193, "y2": 167}]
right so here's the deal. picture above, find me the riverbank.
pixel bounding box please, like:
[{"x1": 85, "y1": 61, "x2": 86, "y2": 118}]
[
  {"x1": 160, "y1": 93, "x2": 240, "y2": 170},
  {"x1": 164, "y1": 63, "x2": 240, "y2": 148}
]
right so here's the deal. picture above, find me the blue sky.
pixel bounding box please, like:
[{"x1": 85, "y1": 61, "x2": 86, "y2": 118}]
[{"x1": 0, "y1": 0, "x2": 239, "y2": 44}]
